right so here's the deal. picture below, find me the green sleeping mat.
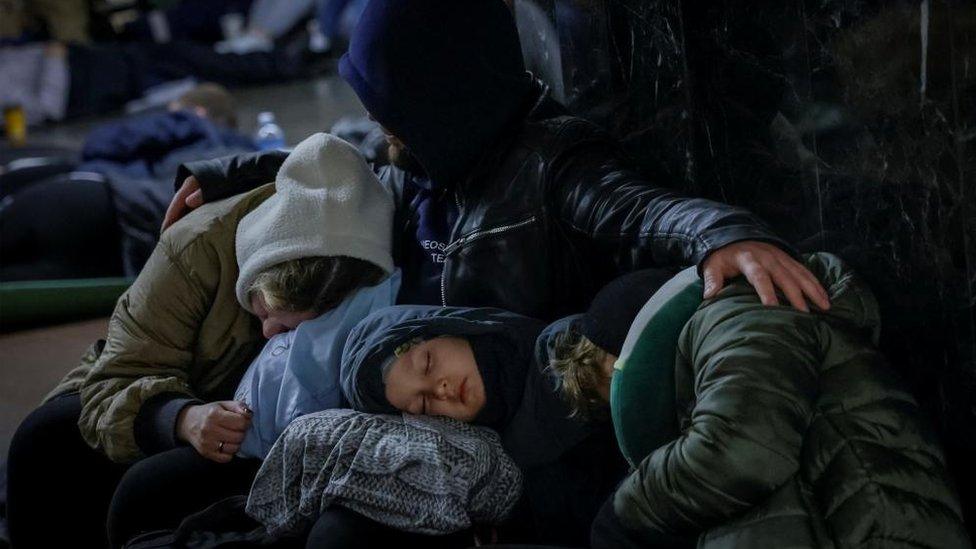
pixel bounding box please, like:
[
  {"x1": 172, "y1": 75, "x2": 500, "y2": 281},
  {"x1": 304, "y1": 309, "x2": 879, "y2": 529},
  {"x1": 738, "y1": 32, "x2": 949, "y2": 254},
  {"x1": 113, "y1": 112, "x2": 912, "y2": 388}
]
[{"x1": 0, "y1": 277, "x2": 133, "y2": 329}]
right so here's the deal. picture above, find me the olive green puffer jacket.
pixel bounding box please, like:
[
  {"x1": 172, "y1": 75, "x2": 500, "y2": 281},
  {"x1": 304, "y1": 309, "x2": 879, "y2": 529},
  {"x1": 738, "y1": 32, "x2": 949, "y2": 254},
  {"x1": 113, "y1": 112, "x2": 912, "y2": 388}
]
[
  {"x1": 49, "y1": 184, "x2": 274, "y2": 463},
  {"x1": 613, "y1": 253, "x2": 970, "y2": 548}
]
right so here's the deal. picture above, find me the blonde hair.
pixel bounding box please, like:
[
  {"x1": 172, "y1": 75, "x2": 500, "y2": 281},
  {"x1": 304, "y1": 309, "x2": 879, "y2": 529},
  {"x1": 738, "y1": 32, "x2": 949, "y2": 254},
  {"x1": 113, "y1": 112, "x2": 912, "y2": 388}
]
[
  {"x1": 548, "y1": 331, "x2": 611, "y2": 419},
  {"x1": 249, "y1": 256, "x2": 384, "y2": 314}
]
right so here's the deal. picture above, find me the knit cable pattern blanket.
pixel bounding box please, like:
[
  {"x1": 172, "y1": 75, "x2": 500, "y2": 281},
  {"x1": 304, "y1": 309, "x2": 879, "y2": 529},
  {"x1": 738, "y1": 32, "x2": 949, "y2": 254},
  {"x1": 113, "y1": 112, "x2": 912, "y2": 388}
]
[{"x1": 245, "y1": 409, "x2": 523, "y2": 536}]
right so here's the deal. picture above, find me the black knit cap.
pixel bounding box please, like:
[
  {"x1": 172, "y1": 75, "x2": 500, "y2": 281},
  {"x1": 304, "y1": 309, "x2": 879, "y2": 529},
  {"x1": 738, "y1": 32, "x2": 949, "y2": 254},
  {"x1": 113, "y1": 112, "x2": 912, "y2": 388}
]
[{"x1": 581, "y1": 269, "x2": 678, "y2": 356}]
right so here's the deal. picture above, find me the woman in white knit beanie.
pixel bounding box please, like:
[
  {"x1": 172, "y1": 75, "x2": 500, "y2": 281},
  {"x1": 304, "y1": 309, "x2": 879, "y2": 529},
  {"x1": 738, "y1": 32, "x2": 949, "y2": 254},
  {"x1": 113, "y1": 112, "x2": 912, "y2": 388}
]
[
  {"x1": 12, "y1": 132, "x2": 398, "y2": 548},
  {"x1": 235, "y1": 131, "x2": 395, "y2": 338},
  {"x1": 231, "y1": 132, "x2": 403, "y2": 459}
]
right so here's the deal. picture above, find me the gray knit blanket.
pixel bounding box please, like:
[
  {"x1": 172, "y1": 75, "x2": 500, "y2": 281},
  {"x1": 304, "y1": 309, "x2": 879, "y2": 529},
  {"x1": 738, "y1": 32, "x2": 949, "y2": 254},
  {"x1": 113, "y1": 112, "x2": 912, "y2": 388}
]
[{"x1": 244, "y1": 409, "x2": 522, "y2": 537}]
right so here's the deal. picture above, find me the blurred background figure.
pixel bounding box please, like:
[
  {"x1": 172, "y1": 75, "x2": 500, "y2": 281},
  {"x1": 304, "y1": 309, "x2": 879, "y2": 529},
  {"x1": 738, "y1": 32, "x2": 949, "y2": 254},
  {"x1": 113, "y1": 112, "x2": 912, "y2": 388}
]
[
  {"x1": 116, "y1": 0, "x2": 255, "y2": 45},
  {"x1": 313, "y1": 0, "x2": 367, "y2": 53},
  {"x1": 113, "y1": 0, "x2": 367, "y2": 57},
  {"x1": 214, "y1": 0, "x2": 366, "y2": 55},
  {"x1": 0, "y1": 43, "x2": 70, "y2": 127},
  {"x1": 0, "y1": 38, "x2": 317, "y2": 126},
  {"x1": 0, "y1": 0, "x2": 373, "y2": 128},
  {"x1": 0, "y1": 83, "x2": 256, "y2": 281},
  {"x1": 0, "y1": 0, "x2": 92, "y2": 44}
]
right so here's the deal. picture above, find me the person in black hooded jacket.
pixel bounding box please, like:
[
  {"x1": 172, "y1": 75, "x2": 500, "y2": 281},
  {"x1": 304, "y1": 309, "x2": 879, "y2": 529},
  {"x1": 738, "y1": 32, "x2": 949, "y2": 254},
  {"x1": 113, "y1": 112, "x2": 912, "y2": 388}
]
[
  {"x1": 162, "y1": 0, "x2": 832, "y2": 322},
  {"x1": 339, "y1": 305, "x2": 630, "y2": 547}
]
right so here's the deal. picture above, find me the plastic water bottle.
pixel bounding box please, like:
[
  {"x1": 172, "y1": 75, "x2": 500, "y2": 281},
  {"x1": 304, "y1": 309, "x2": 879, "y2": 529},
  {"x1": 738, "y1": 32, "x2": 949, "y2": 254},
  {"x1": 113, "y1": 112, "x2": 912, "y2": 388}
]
[{"x1": 255, "y1": 112, "x2": 286, "y2": 150}]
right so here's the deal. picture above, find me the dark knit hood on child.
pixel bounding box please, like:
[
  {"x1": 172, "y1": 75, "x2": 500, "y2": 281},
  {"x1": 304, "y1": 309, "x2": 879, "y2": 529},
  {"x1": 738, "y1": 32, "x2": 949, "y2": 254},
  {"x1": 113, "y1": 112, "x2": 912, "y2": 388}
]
[{"x1": 340, "y1": 306, "x2": 544, "y2": 433}]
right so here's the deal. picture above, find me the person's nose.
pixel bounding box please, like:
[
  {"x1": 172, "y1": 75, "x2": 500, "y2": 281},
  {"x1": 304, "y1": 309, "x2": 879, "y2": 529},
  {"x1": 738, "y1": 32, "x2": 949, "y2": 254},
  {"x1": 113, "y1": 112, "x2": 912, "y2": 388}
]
[
  {"x1": 434, "y1": 379, "x2": 457, "y2": 401},
  {"x1": 262, "y1": 319, "x2": 285, "y2": 338}
]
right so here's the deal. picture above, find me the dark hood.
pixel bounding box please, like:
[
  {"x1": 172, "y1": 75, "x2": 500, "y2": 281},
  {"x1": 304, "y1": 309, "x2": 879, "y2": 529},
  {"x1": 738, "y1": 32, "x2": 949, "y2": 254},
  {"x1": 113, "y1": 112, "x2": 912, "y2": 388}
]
[
  {"x1": 338, "y1": 0, "x2": 533, "y2": 186},
  {"x1": 340, "y1": 305, "x2": 546, "y2": 431}
]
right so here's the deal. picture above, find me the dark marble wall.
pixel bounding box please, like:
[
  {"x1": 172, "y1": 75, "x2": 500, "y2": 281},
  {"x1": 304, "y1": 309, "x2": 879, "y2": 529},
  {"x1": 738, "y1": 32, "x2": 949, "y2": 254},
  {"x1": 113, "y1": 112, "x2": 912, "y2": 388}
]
[{"x1": 517, "y1": 0, "x2": 975, "y2": 527}]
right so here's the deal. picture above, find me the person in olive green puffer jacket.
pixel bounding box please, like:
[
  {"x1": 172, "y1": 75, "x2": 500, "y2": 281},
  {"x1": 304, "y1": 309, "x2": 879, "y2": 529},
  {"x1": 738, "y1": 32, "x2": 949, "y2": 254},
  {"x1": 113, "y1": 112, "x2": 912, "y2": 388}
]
[
  {"x1": 43, "y1": 132, "x2": 395, "y2": 465},
  {"x1": 551, "y1": 253, "x2": 970, "y2": 548},
  {"x1": 7, "y1": 134, "x2": 398, "y2": 549},
  {"x1": 45, "y1": 183, "x2": 276, "y2": 462}
]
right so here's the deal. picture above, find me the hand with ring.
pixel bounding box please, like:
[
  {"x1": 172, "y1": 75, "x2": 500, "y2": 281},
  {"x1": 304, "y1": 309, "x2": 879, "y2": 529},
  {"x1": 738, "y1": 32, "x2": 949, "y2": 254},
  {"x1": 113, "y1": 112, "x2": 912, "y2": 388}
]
[{"x1": 176, "y1": 401, "x2": 252, "y2": 463}]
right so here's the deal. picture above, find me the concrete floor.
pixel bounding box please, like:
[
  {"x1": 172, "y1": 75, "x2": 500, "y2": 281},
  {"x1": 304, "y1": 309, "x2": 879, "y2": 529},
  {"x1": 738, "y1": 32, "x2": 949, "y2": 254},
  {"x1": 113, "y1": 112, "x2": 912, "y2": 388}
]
[
  {"x1": 0, "y1": 318, "x2": 108, "y2": 457},
  {"x1": 0, "y1": 73, "x2": 365, "y2": 458}
]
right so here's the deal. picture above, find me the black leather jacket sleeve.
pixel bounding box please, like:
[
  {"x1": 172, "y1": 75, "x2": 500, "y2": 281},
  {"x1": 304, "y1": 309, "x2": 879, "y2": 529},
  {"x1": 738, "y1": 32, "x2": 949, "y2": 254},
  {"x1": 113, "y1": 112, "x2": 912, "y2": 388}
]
[
  {"x1": 175, "y1": 149, "x2": 289, "y2": 203},
  {"x1": 548, "y1": 124, "x2": 794, "y2": 272}
]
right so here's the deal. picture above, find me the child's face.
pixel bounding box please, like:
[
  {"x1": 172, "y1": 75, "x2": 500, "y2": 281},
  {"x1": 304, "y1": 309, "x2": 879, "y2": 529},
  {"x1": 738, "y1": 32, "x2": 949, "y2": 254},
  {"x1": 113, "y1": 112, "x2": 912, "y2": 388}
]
[
  {"x1": 383, "y1": 337, "x2": 487, "y2": 422},
  {"x1": 250, "y1": 293, "x2": 316, "y2": 338}
]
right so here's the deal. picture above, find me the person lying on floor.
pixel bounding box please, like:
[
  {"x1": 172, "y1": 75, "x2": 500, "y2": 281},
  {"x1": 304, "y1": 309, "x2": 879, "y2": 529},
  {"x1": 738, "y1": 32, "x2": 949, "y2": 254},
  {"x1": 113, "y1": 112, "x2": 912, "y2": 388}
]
[
  {"x1": 0, "y1": 37, "x2": 312, "y2": 125},
  {"x1": 339, "y1": 305, "x2": 630, "y2": 546},
  {"x1": 0, "y1": 83, "x2": 256, "y2": 282},
  {"x1": 6, "y1": 133, "x2": 396, "y2": 549},
  {"x1": 546, "y1": 254, "x2": 970, "y2": 548}
]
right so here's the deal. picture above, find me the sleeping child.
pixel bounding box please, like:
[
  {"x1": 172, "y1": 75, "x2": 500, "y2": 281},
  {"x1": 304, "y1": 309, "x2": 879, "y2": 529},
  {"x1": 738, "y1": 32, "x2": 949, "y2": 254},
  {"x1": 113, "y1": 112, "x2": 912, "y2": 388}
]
[{"x1": 338, "y1": 304, "x2": 629, "y2": 546}]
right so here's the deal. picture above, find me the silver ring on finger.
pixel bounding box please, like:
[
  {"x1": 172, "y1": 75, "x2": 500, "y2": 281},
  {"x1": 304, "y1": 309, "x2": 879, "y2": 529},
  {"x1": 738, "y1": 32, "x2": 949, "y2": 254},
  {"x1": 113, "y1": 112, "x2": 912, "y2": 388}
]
[{"x1": 218, "y1": 440, "x2": 225, "y2": 453}]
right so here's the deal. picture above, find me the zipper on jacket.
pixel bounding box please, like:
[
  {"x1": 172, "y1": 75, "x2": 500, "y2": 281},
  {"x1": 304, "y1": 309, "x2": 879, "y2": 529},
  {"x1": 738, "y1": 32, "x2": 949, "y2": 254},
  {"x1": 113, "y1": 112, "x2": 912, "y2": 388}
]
[{"x1": 439, "y1": 215, "x2": 538, "y2": 306}]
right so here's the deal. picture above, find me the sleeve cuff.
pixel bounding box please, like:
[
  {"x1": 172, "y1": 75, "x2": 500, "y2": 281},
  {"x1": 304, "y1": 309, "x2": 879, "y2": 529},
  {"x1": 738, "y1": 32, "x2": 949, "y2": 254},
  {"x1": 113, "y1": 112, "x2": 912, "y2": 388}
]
[
  {"x1": 694, "y1": 225, "x2": 799, "y2": 277},
  {"x1": 134, "y1": 393, "x2": 201, "y2": 456},
  {"x1": 175, "y1": 159, "x2": 228, "y2": 203},
  {"x1": 175, "y1": 150, "x2": 289, "y2": 203}
]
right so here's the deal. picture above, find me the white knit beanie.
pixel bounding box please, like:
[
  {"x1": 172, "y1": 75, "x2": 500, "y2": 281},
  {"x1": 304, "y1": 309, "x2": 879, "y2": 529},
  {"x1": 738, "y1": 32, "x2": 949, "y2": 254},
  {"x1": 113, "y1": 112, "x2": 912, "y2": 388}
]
[{"x1": 236, "y1": 133, "x2": 394, "y2": 312}]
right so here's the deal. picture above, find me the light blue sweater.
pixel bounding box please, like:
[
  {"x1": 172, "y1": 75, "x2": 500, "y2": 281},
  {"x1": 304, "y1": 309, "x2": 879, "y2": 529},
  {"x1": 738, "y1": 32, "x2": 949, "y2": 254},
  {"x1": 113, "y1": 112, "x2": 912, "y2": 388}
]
[{"x1": 234, "y1": 270, "x2": 401, "y2": 459}]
